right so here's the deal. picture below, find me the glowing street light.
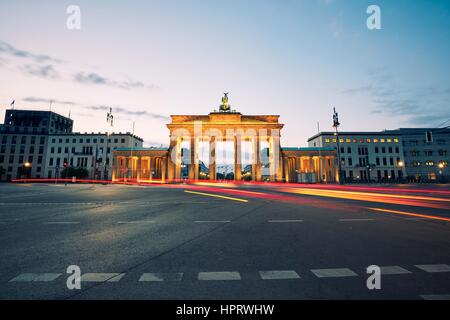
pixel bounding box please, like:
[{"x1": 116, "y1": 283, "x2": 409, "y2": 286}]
[
  {"x1": 398, "y1": 161, "x2": 404, "y2": 167},
  {"x1": 24, "y1": 161, "x2": 31, "y2": 168}
]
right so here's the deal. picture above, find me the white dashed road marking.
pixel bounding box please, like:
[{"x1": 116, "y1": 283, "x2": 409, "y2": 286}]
[
  {"x1": 198, "y1": 272, "x2": 241, "y2": 281},
  {"x1": 380, "y1": 266, "x2": 412, "y2": 275},
  {"x1": 80, "y1": 273, "x2": 125, "y2": 282},
  {"x1": 9, "y1": 273, "x2": 62, "y2": 282},
  {"x1": 311, "y1": 268, "x2": 358, "y2": 278},
  {"x1": 259, "y1": 270, "x2": 301, "y2": 280},
  {"x1": 268, "y1": 220, "x2": 304, "y2": 223},
  {"x1": 139, "y1": 273, "x2": 184, "y2": 282},
  {"x1": 420, "y1": 294, "x2": 450, "y2": 300},
  {"x1": 415, "y1": 264, "x2": 450, "y2": 273},
  {"x1": 43, "y1": 222, "x2": 80, "y2": 225},
  {"x1": 194, "y1": 220, "x2": 231, "y2": 223},
  {"x1": 117, "y1": 221, "x2": 156, "y2": 224},
  {"x1": 339, "y1": 219, "x2": 374, "y2": 222}
]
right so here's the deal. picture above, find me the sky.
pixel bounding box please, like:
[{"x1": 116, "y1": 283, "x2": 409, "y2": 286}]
[{"x1": 0, "y1": 0, "x2": 449, "y2": 147}]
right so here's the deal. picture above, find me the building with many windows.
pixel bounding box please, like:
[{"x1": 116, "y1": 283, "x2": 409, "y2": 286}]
[
  {"x1": 384, "y1": 128, "x2": 449, "y2": 181},
  {"x1": 0, "y1": 109, "x2": 73, "y2": 181},
  {"x1": 308, "y1": 132, "x2": 406, "y2": 182},
  {"x1": 45, "y1": 132, "x2": 143, "y2": 180}
]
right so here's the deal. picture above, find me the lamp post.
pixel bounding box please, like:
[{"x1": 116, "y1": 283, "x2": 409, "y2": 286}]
[
  {"x1": 398, "y1": 160, "x2": 405, "y2": 183},
  {"x1": 104, "y1": 108, "x2": 114, "y2": 181},
  {"x1": 332, "y1": 107, "x2": 344, "y2": 185}
]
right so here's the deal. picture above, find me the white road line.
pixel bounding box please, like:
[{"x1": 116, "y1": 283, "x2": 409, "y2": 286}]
[
  {"x1": 194, "y1": 220, "x2": 231, "y2": 223},
  {"x1": 268, "y1": 220, "x2": 304, "y2": 223},
  {"x1": 259, "y1": 270, "x2": 301, "y2": 280},
  {"x1": 420, "y1": 294, "x2": 450, "y2": 300},
  {"x1": 198, "y1": 272, "x2": 241, "y2": 281},
  {"x1": 339, "y1": 218, "x2": 374, "y2": 222},
  {"x1": 139, "y1": 273, "x2": 183, "y2": 282},
  {"x1": 80, "y1": 273, "x2": 125, "y2": 282},
  {"x1": 9, "y1": 273, "x2": 62, "y2": 282},
  {"x1": 379, "y1": 266, "x2": 412, "y2": 275},
  {"x1": 415, "y1": 264, "x2": 450, "y2": 273},
  {"x1": 43, "y1": 222, "x2": 80, "y2": 225},
  {"x1": 117, "y1": 221, "x2": 156, "y2": 224},
  {"x1": 311, "y1": 268, "x2": 358, "y2": 278}
]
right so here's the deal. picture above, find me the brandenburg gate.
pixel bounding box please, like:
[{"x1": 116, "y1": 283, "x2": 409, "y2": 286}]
[{"x1": 113, "y1": 94, "x2": 338, "y2": 183}]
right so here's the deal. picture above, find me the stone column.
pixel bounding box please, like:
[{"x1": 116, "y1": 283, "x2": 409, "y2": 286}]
[
  {"x1": 161, "y1": 157, "x2": 167, "y2": 182},
  {"x1": 136, "y1": 157, "x2": 142, "y2": 181},
  {"x1": 189, "y1": 137, "x2": 196, "y2": 180},
  {"x1": 175, "y1": 136, "x2": 182, "y2": 180},
  {"x1": 209, "y1": 136, "x2": 216, "y2": 180},
  {"x1": 234, "y1": 134, "x2": 242, "y2": 181}
]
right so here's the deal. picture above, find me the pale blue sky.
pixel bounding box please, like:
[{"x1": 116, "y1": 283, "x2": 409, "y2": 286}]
[{"x1": 0, "y1": 0, "x2": 449, "y2": 146}]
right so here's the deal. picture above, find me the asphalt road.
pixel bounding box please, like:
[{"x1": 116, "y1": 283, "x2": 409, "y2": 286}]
[{"x1": 0, "y1": 182, "x2": 449, "y2": 300}]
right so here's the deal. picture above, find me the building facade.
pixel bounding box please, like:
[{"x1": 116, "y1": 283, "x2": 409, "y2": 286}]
[
  {"x1": 113, "y1": 100, "x2": 339, "y2": 183},
  {"x1": 45, "y1": 132, "x2": 143, "y2": 180},
  {"x1": 308, "y1": 132, "x2": 406, "y2": 182},
  {"x1": 0, "y1": 109, "x2": 73, "y2": 181},
  {"x1": 386, "y1": 128, "x2": 449, "y2": 182}
]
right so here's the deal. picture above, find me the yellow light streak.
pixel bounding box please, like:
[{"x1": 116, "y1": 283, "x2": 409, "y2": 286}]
[
  {"x1": 367, "y1": 207, "x2": 450, "y2": 222},
  {"x1": 184, "y1": 190, "x2": 249, "y2": 203}
]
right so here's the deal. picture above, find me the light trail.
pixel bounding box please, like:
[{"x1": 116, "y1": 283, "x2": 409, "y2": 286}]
[
  {"x1": 279, "y1": 188, "x2": 450, "y2": 210},
  {"x1": 184, "y1": 190, "x2": 249, "y2": 203},
  {"x1": 367, "y1": 207, "x2": 450, "y2": 223}
]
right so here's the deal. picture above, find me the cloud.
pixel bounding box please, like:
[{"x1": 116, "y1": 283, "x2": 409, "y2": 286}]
[
  {"x1": 0, "y1": 40, "x2": 61, "y2": 64},
  {"x1": 22, "y1": 64, "x2": 59, "y2": 79},
  {"x1": 22, "y1": 96, "x2": 77, "y2": 105},
  {"x1": 340, "y1": 74, "x2": 450, "y2": 126},
  {"x1": 74, "y1": 71, "x2": 156, "y2": 90},
  {"x1": 84, "y1": 105, "x2": 169, "y2": 121},
  {"x1": 0, "y1": 40, "x2": 157, "y2": 91}
]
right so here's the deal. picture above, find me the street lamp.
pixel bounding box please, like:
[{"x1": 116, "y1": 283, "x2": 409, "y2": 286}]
[
  {"x1": 104, "y1": 108, "x2": 114, "y2": 181},
  {"x1": 332, "y1": 107, "x2": 344, "y2": 185}
]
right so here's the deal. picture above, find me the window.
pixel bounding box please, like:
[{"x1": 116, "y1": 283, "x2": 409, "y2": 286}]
[
  {"x1": 390, "y1": 158, "x2": 394, "y2": 166},
  {"x1": 29, "y1": 146, "x2": 34, "y2": 154},
  {"x1": 1, "y1": 136, "x2": 7, "y2": 144},
  {"x1": 57, "y1": 147, "x2": 62, "y2": 153},
  {"x1": 12, "y1": 136, "x2": 17, "y2": 144},
  {"x1": 347, "y1": 147, "x2": 351, "y2": 153},
  {"x1": 59, "y1": 138, "x2": 62, "y2": 143},
  {"x1": 425, "y1": 131, "x2": 433, "y2": 143},
  {"x1": 40, "y1": 136, "x2": 45, "y2": 144},
  {"x1": 10, "y1": 145, "x2": 15, "y2": 153},
  {"x1": 388, "y1": 147, "x2": 393, "y2": 153},
  {"x1": 395, "y1": 147, "x2": 399, "y2": 153},
  {"x1": 9, "y1": 155, "x2": 14, "y2": 164},
  {"x1": 51, "y1": 147, "x2": 55, "y2": 154},
  {"x1": 376, "y1": 158, "x2": 380, "y2": 166},
  {"x1": 375, "y1": 147, "x2": 379, "y2": 154},
  {"x1": 65, "y1": 147, "x2": 69, "y2": 153},
  {"x1": 437, "y1": 139, "x2": 446, "y2": 145},
  {"x1": 114, "y1": 138, "x2": 118, "y2": 143},
  {"x1": 382, "y1": 147, "x2": 386, "y2": 154},
  {"x1": 38, "y1": 156, "x2": 42, "y2": 164},
  {"x1": 438, "y1": 150, "x2": 447, "y2": 156},
  {"x1": 1, "y1": 145, "x2": 6, "y2": 153},
  {"x1": 411, "y1": 150, "x2": 420, "y2": 157},
  {"x1": 424, "y1": 150, "x2": 433, "y2": 156},
  {"x1": 341, "y1": 158, "x2": 345, "y2": 166},
  {"x1": 348, "y1": 157, "x2": 353, "y2": 166},
  {"x1": 52, "y1": 138, "x2": 56, "y2": 143},
  {"x1": 121, "y1": 138, "x2": 125, "y2": 143},
  {"x1": 94, "y1": 139, "x2": 98, "y2": 143},
  {"x1": 49, "y1": 158, "x2": 54, "y2": 166},
  {"x1": 31, "y1": 136, "x2": 36, "y2": 144},
  {"x1": 383, "y1": 158, "x2": 387, "y2": 166},
  {"x1": 340, "y1": 147, "x2": 345, "y2": 154},
  {"x1": 87, "y1": 139, "x2": 91, "y2": 143}
]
